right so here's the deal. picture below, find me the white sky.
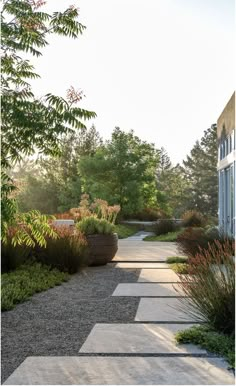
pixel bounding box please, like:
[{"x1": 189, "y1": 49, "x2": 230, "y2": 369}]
[{"x1": 30, "y1": 0, "x2": 235, "y2": 164}]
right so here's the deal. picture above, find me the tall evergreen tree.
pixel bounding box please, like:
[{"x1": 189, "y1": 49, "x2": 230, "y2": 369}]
[
  {"x1": 183, "y1": 124, "x2": 218, "y2": 216},
  {"x1": 156, "y1": 148, "x2": 190, "y2": 216}
]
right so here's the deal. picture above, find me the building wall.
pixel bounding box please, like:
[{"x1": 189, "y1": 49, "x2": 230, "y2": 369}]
[
  {"x1": 217, "y1": 92, "x2": 235, "y2": 237},
  {"x1": 217, "y1": 92, "x2": 235, "y2": 139}
]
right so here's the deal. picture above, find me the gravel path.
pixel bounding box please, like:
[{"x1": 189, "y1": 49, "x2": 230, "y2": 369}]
[{"x1": 1, "y1": 265, "x2": 140, "y2": 383}]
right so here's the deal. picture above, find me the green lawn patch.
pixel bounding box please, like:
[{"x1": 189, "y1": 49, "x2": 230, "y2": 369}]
[
  {"x1": 175, "y1": 325, "x2": 235, "y2": 369},
  {"x1": 144, "y1": 229, "x2": 183, "y2": 242},
  {"x1": 1, "y1": 262, "x2": 70, "y2": 311},
  {"x1": 114, "y1": 224, "x2": 139, "y2": 239}
]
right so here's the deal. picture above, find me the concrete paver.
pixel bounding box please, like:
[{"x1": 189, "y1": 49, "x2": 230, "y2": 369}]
[
  {"x1": 4, "y1": 356, "x2": 234, "y2": 385},
  {"x1": 113, "y1": 239, "x2": 180, "y2": 262},
  {"x1": 112, "y1": 262, "x2": 169, "y2": 268},
  {"x1": 135, "y1": 298, "x2": 199, "y2": 322},
  {"x1": 112, "y1": 283, "x2": 183, "y2": 297},
  {"x1": 138, "y1": 268, "x2": 180, "y2": 282},
  {"x1": 79, "y1": 323, "x2": 206, "y2": 354}
]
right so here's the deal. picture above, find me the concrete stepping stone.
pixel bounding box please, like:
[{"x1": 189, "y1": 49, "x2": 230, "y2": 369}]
[
  {"x1": 113, "y1": 241, "x2": 180, "y2": 262},
  {"x1": 79, "y1": 323, "x2": 206, "y2": 354},
  {"x1": 138, "y1": 268, "x2": 180, "y2": 282},
  {"x1": 112, "y1": 283, "x2": 183, "y2": 297},
  {"x1": 112, "y1": 262, "x2": 169, "y2": 268},
  {"x1": 4, "y1": 356, "x2": 234, "y2": 385},
  {"x1": 135, "y1": 298, "x2": 198, "y2": 322}
]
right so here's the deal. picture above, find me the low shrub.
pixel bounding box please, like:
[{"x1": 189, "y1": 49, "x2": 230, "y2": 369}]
[
  {"x1": 182, "y1": 210, "x2": 206, "y2": 228},
  {"x1": 123, "y1": 208, "x2": 169, "y2": 221},
  {"x1": 34, "y1": 227, "x2": 88, "y2": 274},
  {"x1": 176, "y1": 227, "x2": 235, "y2": 258},
  {"x1": 171, "y1": 263, "x2": 189, "y2": 274},
  {"x1": 154, "y1": 219, "x2": 177, "y2": 236},
  {"x1": 77, "y1": 216, "x2": 115, "y2": 235},
  {"x1": 114, "y1": 224, "x2": 139, "y2": 239},
  {"x1": 177, "y1": 240, "x2": 235, "y2": 335},
  {"x1": 1, "y1": 262, "x2": 69, "y2": 311},
  {"x1": 1, "y1": 237, "x2": 31, "y2": 273},
  {"x1": 205, "y1": 216, "x2": 218, "y2": 227},
  {"x1": 175, "y1": 325, "x2": 235, "y2": 369},
  {"x1": 166, "y1": 256, "x2": 188, "y2": 264},
  {"x1": 132, "y1": 208, "x2": 161, "y2": 221},
  {"x1": 176, "y1": 227, "x2": 207, "y2": 257},
  {"x1": 144, "y1": 230, "x2": 183, "y2": 242}
]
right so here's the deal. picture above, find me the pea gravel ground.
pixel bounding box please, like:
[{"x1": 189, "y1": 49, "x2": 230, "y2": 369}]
[{"x1": 1, "y1": 265, "x2": 140, "y2": 384}]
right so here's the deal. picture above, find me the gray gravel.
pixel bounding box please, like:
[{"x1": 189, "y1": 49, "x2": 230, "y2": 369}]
[{"x1": 1, "y1": 265, "x2": 140, "y2": 383}]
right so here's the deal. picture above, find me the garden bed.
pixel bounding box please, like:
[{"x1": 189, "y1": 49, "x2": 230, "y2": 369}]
[{"x1": 1, "y1": 263, "x2": 69, "y2": 311}]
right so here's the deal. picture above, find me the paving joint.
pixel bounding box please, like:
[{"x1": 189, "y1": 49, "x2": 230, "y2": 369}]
[{"x1": 76, "y1": 352, "x2": 220, "y2": 358}]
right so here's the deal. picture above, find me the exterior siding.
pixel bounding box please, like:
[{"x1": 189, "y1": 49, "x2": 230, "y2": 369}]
[{"x1": 217, "y1": 92, "x2": 235, "y2": 237}]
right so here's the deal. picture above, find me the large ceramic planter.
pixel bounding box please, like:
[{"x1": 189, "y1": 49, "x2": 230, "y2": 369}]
[{"x1": 86, "y1": 233, "x2": 118, "y2": 266}]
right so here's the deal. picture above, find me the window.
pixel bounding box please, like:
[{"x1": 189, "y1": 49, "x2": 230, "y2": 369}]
[{"x1": 232, "y1": 130, "x2": 235, "y2": 151}]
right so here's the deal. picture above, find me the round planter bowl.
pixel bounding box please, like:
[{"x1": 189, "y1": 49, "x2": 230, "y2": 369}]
[{"x1": 86, "y1": 233, "x2": 118, "y2": 266}]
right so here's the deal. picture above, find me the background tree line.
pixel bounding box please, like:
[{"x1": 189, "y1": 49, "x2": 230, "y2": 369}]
[{"x1": 12, "y1": 124, "x2": 218, "y2": 219}]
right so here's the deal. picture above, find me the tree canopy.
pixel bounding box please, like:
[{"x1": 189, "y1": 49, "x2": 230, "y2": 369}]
[
  {"x1": 183, "y1": 124, "x2": 218, "y2": 216},
  {"x1": 1, "y1": 0, "x2": 96, "y2": 241},
  {"x1": 79, "y1": 128, "x2": 159, "y2": 215}
]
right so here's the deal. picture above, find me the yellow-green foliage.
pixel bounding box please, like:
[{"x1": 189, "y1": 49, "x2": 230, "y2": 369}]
[
  {"x1": 77, "y1": 216, "x2": 115, "y2": 235},
  {"x1": 1, "y1": 263, "x2": 69, "y2": 311},
  {"x1": 171, "y1": 263, "x2": 189, "y2": 274}
]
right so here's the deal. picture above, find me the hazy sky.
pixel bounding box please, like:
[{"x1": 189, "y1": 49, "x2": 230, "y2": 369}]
[{"x1": 30, "y1": 0, "x2": 235, "y2": 164}]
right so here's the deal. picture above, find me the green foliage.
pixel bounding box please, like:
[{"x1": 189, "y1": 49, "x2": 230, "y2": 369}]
[
  {"x1": 1, "y1": 171, "x2": 18, "y2": 238},
  {"x1": 166, "y1": 256, "x2": 188, "y2": 264},
  {"x1": 114, "y1": 224, "x2": 139, "y2": 239},
  {"x1": 125, "y1": 208, "x2": 162, "y2": 221},
  {"x1": 1, "y1": 1, "x2": 96, "y2": 165},
  {"x1": 15, "y1": 128, "x2": 102, "y2": 214},
  {"x1": 34, "y1": 227, "x2": 88, "y2": 274},
  {"x1": 154, "y1": 220, "x2": 177, "y2": 236},
  {"x1": 2, "y1": 210, "x2": 58, "y2": 257},
  {"x1": 182, "y1": 210, "x2": 206, "y2": 228},
  {"x1": 171, "y1": 263, "x2": 189, "y2": 274},
  {"x1": 144, "y1": 230, "x2": 183, "y2": 242},
  {"x1": 178, "y1": 241, "x2": 235, "y2": 334},
  {"x1": 1, "y1": 0, "x2": 96, "y2": 239},
  {"x1": 79, "y1": 128, "x2": 159, "y2": 216},
  {"x1": 1, "y1": 262, "x2": 69, "y2": 311},
  {"x1": 182, "y1": 124, "x2": 218, "y2": 216},
  {"x1": 175, "y1": 325, "x2": 235, "y2": 369},
  {"x1": 11, "y1": 210, "x2": 58, "y2": 247},
  {"x1": 156, "y1": 148, "x2": 190, "y2": 217},
  {"x1": 77, "y1": 216, "x2": 115, "y2": 235}
]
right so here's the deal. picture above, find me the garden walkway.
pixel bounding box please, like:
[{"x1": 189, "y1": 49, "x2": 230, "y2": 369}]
[{"x1": 3, "y1": 232, "x2": 234, "y2": 385}]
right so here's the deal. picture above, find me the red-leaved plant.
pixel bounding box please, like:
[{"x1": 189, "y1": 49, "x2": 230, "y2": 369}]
[{"x1": 34, "y1": 226, "x2": 88, "y2": 273}]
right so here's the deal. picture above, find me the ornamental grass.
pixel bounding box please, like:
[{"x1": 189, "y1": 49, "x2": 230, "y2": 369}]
[
  {"x1": 34, "y1": 226, "x2": 88, "y2": 274},
  {"x1": 176, "y1": 240, "x2": 235, "y2": 335}
]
